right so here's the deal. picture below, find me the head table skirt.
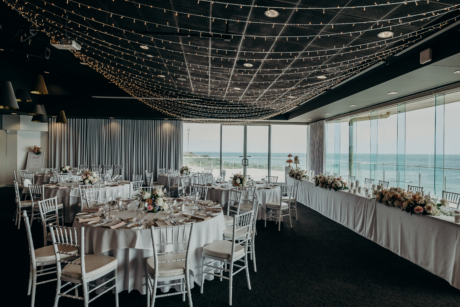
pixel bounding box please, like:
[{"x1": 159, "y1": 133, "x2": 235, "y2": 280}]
[{"x1": 73, "y1": 206, "x2": 226, "y2": 294}]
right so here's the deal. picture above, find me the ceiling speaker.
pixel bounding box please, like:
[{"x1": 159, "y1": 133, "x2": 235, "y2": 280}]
[{"x1": 420, "y1": 48, "x2": 432, "y2": 64}]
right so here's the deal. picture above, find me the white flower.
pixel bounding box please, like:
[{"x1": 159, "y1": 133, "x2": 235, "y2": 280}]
[
  {"x1": 236, "y1": 178, "x2": 240, "y2": 184},
  {"x1": 84, "y1": 179, "x2": 89, "y2": 184},
  {"x1": 243, "y1": 178, "x2": 247, "y2": 185},
  {"x1": 142, "y1": 191, "x2": 151, "y2": 200},
  {"x1": 425, "y1": 203, "x2": 435, "y2": 214},
  {"x1": 88, "y1": 176, "x2": 93, "y2": 181},
  {"x1": 440, "y1": 199, "x2": 449, "y2": 207}
]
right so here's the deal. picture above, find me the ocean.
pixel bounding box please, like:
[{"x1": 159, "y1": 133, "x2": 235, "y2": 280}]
[{"x1": 183, "y1": 152, "x2": 460, "y2": 195}]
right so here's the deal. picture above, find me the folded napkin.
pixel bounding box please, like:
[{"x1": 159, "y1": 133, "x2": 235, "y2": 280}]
[
  {"x1": 77, "y1": 216, "x2": 101, "y2": 223},
  {"x1": 191, "y1": 215, "x2": 211, "y2": 221},
  {"x1": 82, "y1": 207, "x2": 103, "y2": 212},
  {"x1": 208, "y1": 208, "x2": 222, "y2": 212},
  {"x1": 198, "y1": 200, "x2": 214, "y2": 205},
  {"x1": 212, "y1": 186, "x2": 222, "y2": 190},
  {"x1": 101, "y1": 221, "x2": 126, "y2": 229}
]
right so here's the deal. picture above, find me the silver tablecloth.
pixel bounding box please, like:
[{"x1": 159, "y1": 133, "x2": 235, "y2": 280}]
[
  {"x1": 157, "y1": 174, "x2": 201, "y2": 189},
  {"x1": 288, "y1": 177, "x2": 460, "y2": 290},
  {"x1": 73, "y1": 206, "x2": 226, "y2": 294},
  {"x1": 43, "y1": 183, "x2": 131, "y2": 223},
  {"x1": 34, "y1": 174, "x2": 52, "y2": 185}
]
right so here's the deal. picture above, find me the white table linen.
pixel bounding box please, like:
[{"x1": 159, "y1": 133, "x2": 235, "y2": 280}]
[
  {"x1": 73, "y1": 206, "x2": 226, "y2": 294},
  {"x1": 43, "y1": 183, "x2": 131, "y2": 223},
  {"x1": 288, "y1": 177, "x2": 460, "y2": 290}
]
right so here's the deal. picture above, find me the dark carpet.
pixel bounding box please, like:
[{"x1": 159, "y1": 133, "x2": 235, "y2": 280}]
[{"x1": 2, "y1": 186, "x2": 459, "y2": 307}]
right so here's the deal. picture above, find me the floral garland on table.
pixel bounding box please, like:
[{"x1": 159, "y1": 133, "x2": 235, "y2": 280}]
[
  {"x1": 314, "y1": 174, "x2": 349, "y2": 191},
  {"x1": 373, "y1": 187, "x2": 451, "y2": 216},
  {"x1": 180, "y1": 166, "x2": 191, "y2": 175},
  {"x1": 289, "y1": 168, "x2": 307, "y2": 180},
  {"x1": 137, "y1": 187, "x2": 168, "y2": 212},
  {"x1": 80, "y1": 170, "x2": 100, "y2": 185},
  {"x1": 232, "y1": 173, "x2": 247, "y2": 187},
  {"x1": 32, "y1": 145, "x2": 41, "y2": 155},
  {"x1": 60, "y1": 166, "x2": 72, "y2": 174}
]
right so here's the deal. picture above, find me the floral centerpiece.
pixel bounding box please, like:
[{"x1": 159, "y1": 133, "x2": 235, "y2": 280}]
[
  {"x1": 80, "y1": 170, "x2": 100, "y2": 185},
  {"x1": 32, "y1": 145, "x2": 41, "y2": 155},
  {"x1": 373, "y1": 187, "x2": 450, "y2": 216},
  {"x1": 314, "y1": 174, "x2": 349, "y2": 191},
  {"x1": 137, "y1": 187, "x2": 168, "y2": 212},
  {"x1": 289, "y1": 168, "x2": 307, "y2": 180},
  {"x1": 232, "y1": 173, "x2": 247, "y2": 187},
  {"x1": 60, "y1": 166, "x2": 72, "y2": 174},
  {"x1": 180, "y1": 166, "x2": 191, "y2": 175}
]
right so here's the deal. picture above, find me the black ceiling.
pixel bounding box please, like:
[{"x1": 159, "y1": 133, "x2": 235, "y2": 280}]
[{"x1": 1, "y1": 0, "x2": 460, "y2": 121}]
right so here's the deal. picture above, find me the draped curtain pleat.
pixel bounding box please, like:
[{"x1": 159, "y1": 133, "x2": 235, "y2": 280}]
[
  {"x1": 309, "y1": 120, "x2": 325, "y2": 175},
  {"x1": 48, "y1": 119, "x2": 183, "y2": 180}
]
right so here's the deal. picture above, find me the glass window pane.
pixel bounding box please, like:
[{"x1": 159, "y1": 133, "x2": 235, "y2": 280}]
[
  {"x1": 247, "y1": 126, "x2": 269, "y2": 181},
  {"x1": 271, "y1": 125, "x2": 307, "y2": 183},
  {"x1": 356, "y1": 112, "x2": 371, "y2": 182},
  {"x1": 444, "y1": 92, "x2": 460, "y2": 194},
  {"x1": 378, "y1": 107, "x2": 398, "y2": 188},
  {"x1": 222, "y1": 125, "x2": 244, "y2": 179}
]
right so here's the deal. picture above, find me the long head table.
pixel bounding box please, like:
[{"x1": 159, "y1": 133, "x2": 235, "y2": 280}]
[{"x1": 288, "y1": 177, "x2": 460, "y2": 290}]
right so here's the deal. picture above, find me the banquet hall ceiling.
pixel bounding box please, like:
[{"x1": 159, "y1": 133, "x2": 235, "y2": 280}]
[{"x1": 2, "y1": 0, "x2": 460, "y2": 121}]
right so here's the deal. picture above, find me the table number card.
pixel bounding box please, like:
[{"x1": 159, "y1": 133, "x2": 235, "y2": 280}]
[{"x1": 26, "y1": 152, "x2": 45, "y2": 172}]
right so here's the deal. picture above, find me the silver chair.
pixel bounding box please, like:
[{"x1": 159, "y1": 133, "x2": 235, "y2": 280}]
[
  {"x1": 378, "y1": 180, "x2": 389, "y2": 189},
  {"x1": 442, "y1": 191, "x2": 460, "y2": 209},
  {"x1": 408, "y1": 185, "x2": 424, "y2": 193},
  {"x1": 264, "y1": 185, "x2": 293, "y2": 231},
  {"x1": 266, "y1": 176, "x2": 278, "y2": 183},
  {"x1": 14, "y1": 181, "x2": 33, "y2": 229},
  {"x1": 364, "y1": 178, "x2": 374, "y2": 186}
]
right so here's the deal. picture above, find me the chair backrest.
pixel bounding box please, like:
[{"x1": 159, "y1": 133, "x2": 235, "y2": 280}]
[
  {"x1": 202, "y1": 173, "x2": 213, "y2": 184},
  {"x1": 158, "y1": 168, "x2": 166, "y2": 174},
  {"x1": 181, "y1": 177, "x2": 192, "y2": 195},
  {"x1": 191, "y1": 184, "x2": 208, "y2": 200},
  {"x1": 149, "y1": 224, "x2": 194, "y2": 278},
  {"x1": 57, "y1": 173, "x2": 71, "y2": 183},
  {"x1": 227, "y1": 190, "x2": 243, "y2": 217},
  {"x1": 22, "y1": 211, "x2": 37, "y2": 264},
  {"x1": 238, "y1": 186, "x2": 256, "y2": 203},
  {"x1": 85, "y1": 190, "x2": 102, "y2": 207},
  {"x1": 220, "y1": 170, "x2": 226, "y2": 181},
  {"x1": 38, "y1": 197, "x2": 60, "y2": 245},
  {"x1": 231, "y1": 211, "x2": 254, "y2": 256},
  {"x1": 79, "y1": 184, "x2": 101, "y2": 207},
  {"x1": 333, "y1": 173, "x2": 339, "y2": 177},
  {"x1": 348, "y1": 176, "x2": 356, "y2": 181},
  {"x1": 324, "y1": 172, "x2": 330, "y2": 176},
  {"x1": 203, "y1": 168, "x2": 213, "y2": 174},
  {"x1": 114, "y1": 165, "x2": 124, "y2": 178},
  {"x1": 279, "y1": 185, "x2": 293, "y2": 207},
  {"x1": 408, "y1": 185, "x2": 424, "y2": 193},
  {"x1": 49, "y1": 225, "x2": 84, "y2": 280},
  {"x1": 378, "y1": 180, "x2": 390, "y2": 189},
  {"x1": 145, "y1": 171, "x2": 153, "y2": 185},
  {"x1": 442, "y1": 191, "x2": 460, "y2": 209},
  {"x1": 266, "y1": 176, "x2": 278, "y2": 183},
  {"x1": 168, "y1": 176, "x2": 180, "y2": 188},
  {"x1": 14, "y1": 181, "x2": 28, "y2": 210},
  {"x1": 91, "y1": 166, "x2": 102, "y2": 174},
  {"x1": 132, "y1": 174, "x2": 143, "y2": 181},
  {"x1": 78, "y1": 165, "x2": 89, "y2": 171},
  {"x1": 19, "y1": 170, "x2": 29, "y2": 184},
  {"x1": 103, "y1": 165, "x2": 113, "y2": 175},
  {"x1": 28, "y1": 184, "x2": 44, "y2": 205},
  {"x1": 23, "y1": 172, "x2": 35, "y2": 186},
  {"x1": 130, "y1": 180, "x2": 143, "y2": 198},
  {"x1": 364, "y1": 178, "x2": 374, "y2": 185}
]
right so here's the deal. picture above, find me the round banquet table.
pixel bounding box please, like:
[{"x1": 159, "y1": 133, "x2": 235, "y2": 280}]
[
  {"x1": 43, "y1": 182, "x2": 131, "y2": 223},
  {"x1": 206, "y1": 184, "x2": 281, "y2": 220},
  {"x1": 34, "y1": 173, "x2": 52, "y2": 185},
  {"x1": 157, "y1": 174, "x2": 202, "y2": 189},
  {"x1": 73, "y1": 202, "x2": 226, "y2": 294}
]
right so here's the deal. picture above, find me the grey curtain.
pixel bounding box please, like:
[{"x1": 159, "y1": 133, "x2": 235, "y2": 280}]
[
  {"x1": 48, "y1": 118, "x2": 183, "y2": 180},
  {"x1": 309, "y1": 120, "x2": 325, "y2": 175}
]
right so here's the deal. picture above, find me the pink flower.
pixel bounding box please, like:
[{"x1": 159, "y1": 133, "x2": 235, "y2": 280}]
[
  {"x1": 147, "y1": 205, "x2": 153, "y2": 211},
  {"x1": 414, "y1": 206, "x2": 424, "y2": 214}
]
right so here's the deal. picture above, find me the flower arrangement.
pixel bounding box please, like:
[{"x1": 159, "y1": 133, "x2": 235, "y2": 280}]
[
  {"x1": 80, "y1": 170, "x2": 100, "y2": 185},
  {"x1": 232, "y1": 173, "x2": 247, "y2": 187},
  {"x1": 373, "y1": 187, "x2": 450, "y2": 216},
  {"x1": 32, "y1": 145, "x2": 41, "y2": 155},
  {"x1": 180, "y1": 166, "x2": 191, "y2": 175},
  {"x1": 137, "y1": 187, "x2": 168, "y2": 212},
  {"x1": 289, "y1": 168, "x2": 307, "y2": 180},
  {"x1": 60, "y1": 166, "x2": 71, "y2": 174},
  {"x1": 314, "y1": 174, "x2": 349, "y2": 191},
  {"x1": 286, "y1": 153, "x2": 293, "y2": 166}
]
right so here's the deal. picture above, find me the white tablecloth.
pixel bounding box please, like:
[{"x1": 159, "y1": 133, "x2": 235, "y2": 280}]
[
  {"x1": 288, "y1": 178, "x2": 460, "y2": 290},
  {"x1": 73, "y1": 207, "x2": 225, "y2": 294},
  {"x1": 206, "y1": 185, "x2": 280, "y2": 220},
  {"x1": 44, "y1": 183, "x2": 131, "y2": 223}
]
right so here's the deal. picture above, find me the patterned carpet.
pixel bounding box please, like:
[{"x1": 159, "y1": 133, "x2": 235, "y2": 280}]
[{"x1": 2, "y1": 186, "x2": 459, "y2": 307}]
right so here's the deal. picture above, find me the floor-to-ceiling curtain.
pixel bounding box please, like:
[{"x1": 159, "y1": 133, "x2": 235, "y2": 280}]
[
  {"x1": 48, "y1": 118, "x2": 183, "y2": 180},
  {"x1": 309, "y1": 120, "x2": 325, "y2": 175}
]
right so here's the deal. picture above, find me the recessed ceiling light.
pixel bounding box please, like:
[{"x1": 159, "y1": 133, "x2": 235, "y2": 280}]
[
  {"x1": 264, "y1": 9, "x2": 279, "y2": 18},
  {"x1": 317, "y1": 75, "x2": 327, "y2": 79},
  {"x1": 234, "y1": 87, "x2": 241, "y2": 90},
  {"x1": 0, "y1": 48, "x2": 4, "y2": 52},
  {"x1": 140, "y1": 45, "x2": 149, "y2": 50},
  {"x1": 243, "y1": 63, "x2": 253, "y2": 67},
  {"x1": 454, "y1": 70, "x2": 460, "y2": 74},
  {"x1": 287, "y1": 96, "x2": 295, "y2": 99},
  {"x1": 388, "y1": 91, "x2": 398, "y2": 95},
  {"x1": 177, "y1": 77, "x2": 187, "y2": 81},
  {"x1": 44, "y1": 71, "x2": 50, "y2": 74},
  {"x1": 80, "y1": 62, "x2": 87, "y2": 65},
  {"x1": 377, "y1": 31, "x2": 394, "y2": 39},
  {"x1": 158, "y1": 75, "x2": 165, "y2": 78},
  {"x1": 349, "y1": 104, "x2": 357, "y2": 107},
  {"x1": 147, "y1": 55, "x2": 153, "y2": 58},
  {"x1": 109, "y1": 117, "x2": 114, "y2": 119}
]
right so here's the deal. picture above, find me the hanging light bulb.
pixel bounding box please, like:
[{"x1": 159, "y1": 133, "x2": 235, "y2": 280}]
[{"x1": 0, "y1": 81, "x2": 19, "y2": 110}]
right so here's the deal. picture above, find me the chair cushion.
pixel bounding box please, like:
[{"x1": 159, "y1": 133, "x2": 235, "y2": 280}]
[
  {"x1": 33, "y1": 203, "x2": 63, "y2": 210},
  {"x1": 35, "y1": 245, "x2": 78, "y2": 263},
  {"x1": 203, "y1": 240, "x2": 244, "y2": 259},
  {"x1": 19, "y1": 200, "x2": 33, "y2": 207},
  {"x1": 224, "y1": 215, "x2": 234, "y2": 226},
  {"x1": 266, "y1": 202, "x2": 289, "y2": 210},
  {"x1": 62, "y1": 254, "x2": 118, "y2": 280},
  {"x1": 239, "y1": 204, "x2": 253, "y2": 211},
  {"x1": 223, "y1": 225, "x2": 251, "y2": 238},
  {"x1": 146, "y1": 253, "x2": 186, "y2": 277}
]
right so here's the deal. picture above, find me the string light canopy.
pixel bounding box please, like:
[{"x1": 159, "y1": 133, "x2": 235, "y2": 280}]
[{"x1": 5, "y1": 0, "x2": 460, "y2": 122}]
